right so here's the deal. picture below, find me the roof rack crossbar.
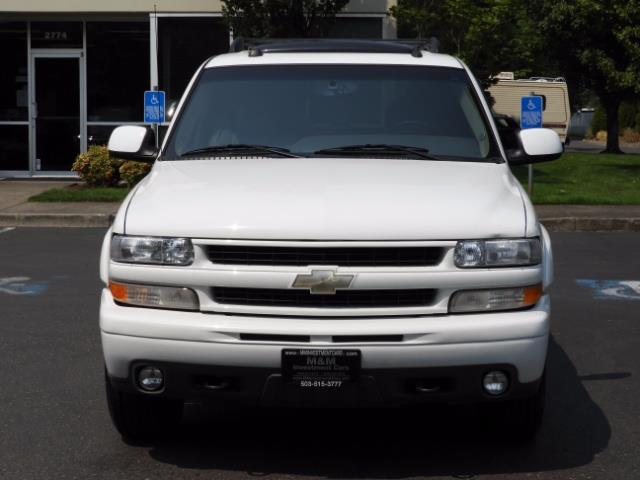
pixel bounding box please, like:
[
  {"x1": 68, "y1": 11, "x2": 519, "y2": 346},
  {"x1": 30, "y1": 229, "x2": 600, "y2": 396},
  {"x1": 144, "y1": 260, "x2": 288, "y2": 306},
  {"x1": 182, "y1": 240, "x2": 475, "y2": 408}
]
[{"x1": 229, "y1": 38, "x2": 440, "y2": 57}]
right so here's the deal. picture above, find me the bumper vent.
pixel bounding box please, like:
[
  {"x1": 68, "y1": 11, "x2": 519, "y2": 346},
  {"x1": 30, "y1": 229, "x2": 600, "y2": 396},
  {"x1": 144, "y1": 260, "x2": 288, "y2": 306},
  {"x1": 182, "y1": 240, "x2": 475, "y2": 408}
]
[
  {"x1": 212, "y1": 287, "x2": 437, "y2": 309},
  {"x1": 205, "y1": 245, "x2": 444, "y2": 267}
]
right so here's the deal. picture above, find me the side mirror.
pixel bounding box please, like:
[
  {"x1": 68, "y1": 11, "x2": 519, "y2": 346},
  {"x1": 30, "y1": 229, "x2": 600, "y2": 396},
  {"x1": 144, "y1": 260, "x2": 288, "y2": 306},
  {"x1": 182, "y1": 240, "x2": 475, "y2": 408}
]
[
  {"x1": 507, "y1": 128, "x2": 563, "y2": 165},
  {"x1": 107, "y1": 126, "x2": 157, "y2": 162}
]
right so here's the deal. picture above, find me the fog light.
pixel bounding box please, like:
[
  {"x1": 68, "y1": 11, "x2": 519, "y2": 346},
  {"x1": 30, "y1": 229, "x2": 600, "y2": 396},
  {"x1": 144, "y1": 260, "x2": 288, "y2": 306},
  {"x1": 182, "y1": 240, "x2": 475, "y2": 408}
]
[
  {"x1": 137, "y1": 366, "x2": 164, "y2": 392},
  {"x1": 483, "y1": 371, "x2": 509, "y2": 396}
]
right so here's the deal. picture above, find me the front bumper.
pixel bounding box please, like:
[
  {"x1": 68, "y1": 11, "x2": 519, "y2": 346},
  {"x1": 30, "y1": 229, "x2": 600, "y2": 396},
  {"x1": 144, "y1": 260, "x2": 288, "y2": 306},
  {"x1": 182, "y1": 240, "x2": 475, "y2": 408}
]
[
  {"x1": 106, "y1": 360, "x2": 543, "y2": 406},
  {"x1": 101, "y1": 289, "x2": 550, "y2": 404}
]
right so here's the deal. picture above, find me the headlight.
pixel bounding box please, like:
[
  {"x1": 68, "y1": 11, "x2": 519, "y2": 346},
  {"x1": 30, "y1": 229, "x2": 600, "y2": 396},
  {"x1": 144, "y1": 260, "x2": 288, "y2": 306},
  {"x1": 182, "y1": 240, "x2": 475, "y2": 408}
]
[
  {"x1": 449, "y1": 284, "x2": 542, "y2": 313},
  {"x1": 454, "y1": 238, "x2": 541, "y2": 268},
  {"x1": 109, "y1": 281, "x2": 199, "y2": 311},
  {"x1": 110, "y1": 235, "x2": 194, "y2": 266}
]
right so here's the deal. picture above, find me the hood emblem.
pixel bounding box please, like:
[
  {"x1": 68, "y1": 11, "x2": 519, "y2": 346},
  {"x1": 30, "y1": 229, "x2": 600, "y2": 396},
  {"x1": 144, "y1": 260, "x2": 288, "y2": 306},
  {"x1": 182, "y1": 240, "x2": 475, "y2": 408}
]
[{"x1": 292, "y1": 269, "x2": 354, "y2": 295}]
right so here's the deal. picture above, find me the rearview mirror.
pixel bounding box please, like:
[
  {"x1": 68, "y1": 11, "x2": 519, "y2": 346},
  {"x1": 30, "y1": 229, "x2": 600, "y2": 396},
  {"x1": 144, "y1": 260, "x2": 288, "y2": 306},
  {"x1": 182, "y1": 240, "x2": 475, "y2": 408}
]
[
  {"x1": 108, "y1": 126, "x2": 157, "y2": 162},
  {"x1": 507, "y1": 128, "x2": 563, "y2": 165}
]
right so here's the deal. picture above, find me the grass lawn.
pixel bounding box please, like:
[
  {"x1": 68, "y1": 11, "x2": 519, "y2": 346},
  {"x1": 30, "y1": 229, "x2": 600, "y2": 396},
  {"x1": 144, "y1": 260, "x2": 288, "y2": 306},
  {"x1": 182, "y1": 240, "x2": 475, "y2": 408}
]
[
  {"x1": 512, "y1": 152, "x2": 640, "y2": 204},
  {"x1": 28, "y1": 186, "x2": 130, "y2": 202}
]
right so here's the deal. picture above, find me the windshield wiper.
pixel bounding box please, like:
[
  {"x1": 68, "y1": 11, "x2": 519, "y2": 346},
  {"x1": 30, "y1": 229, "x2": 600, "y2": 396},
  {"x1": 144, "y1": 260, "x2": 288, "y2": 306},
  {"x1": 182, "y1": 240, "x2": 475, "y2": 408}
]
[
  {"x1": 313, "y1": 144, "x2": 442, "y2": 160},
  {"x1": 180, "y1": 144, "x2": 302, "y2": 158}
]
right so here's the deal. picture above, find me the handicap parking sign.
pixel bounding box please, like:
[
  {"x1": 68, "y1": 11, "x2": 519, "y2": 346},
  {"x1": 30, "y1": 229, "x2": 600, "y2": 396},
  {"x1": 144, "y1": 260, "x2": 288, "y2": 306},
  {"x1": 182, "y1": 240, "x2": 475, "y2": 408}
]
[
  {"x1": 520, "y1": 95, "x2": 543, "y2": 129},
  {"x1": 144, "y1": 90, "x2": 165, "y2": 123}
]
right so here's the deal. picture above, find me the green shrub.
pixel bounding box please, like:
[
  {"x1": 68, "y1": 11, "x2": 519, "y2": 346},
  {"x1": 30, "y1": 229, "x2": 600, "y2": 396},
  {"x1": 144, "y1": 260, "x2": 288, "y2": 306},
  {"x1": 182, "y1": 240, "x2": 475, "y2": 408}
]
[
  {"x1": 591, "y1": 101, "x2": 639, "y2": 134},
  {"x1": 619, "y1": 102, "x2": 638, "y2": 130},
  {"x1": 71, "y1": 145, "x2": 122, "y2": 187},
  {"x1": 590, "y1": 106, "x2": 606, "y2": 133},
  {"x1": 119, "y1": 161, "x2": 152, "y2": 188}
]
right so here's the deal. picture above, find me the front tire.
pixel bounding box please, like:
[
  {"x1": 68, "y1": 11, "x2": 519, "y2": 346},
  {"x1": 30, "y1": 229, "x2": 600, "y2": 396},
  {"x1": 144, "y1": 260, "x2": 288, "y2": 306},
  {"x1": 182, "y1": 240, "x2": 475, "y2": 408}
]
[{"x1": 105, "y1": 370, "x2": 183, "y2": 442}]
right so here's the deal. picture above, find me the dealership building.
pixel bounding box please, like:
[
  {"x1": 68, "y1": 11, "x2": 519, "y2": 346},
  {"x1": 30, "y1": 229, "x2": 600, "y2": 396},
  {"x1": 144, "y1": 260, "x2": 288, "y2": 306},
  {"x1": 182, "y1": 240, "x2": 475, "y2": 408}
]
[{"x1": 0, "y1": 0, "x2": 396, "y2": 177}]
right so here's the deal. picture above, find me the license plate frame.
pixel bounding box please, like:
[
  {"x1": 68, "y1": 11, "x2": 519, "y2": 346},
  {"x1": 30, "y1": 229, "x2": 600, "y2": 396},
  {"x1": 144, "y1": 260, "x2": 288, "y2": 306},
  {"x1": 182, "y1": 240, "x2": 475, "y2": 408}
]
[{"x1": 282, "y1": 349, "x2": 361, "y2": 388}]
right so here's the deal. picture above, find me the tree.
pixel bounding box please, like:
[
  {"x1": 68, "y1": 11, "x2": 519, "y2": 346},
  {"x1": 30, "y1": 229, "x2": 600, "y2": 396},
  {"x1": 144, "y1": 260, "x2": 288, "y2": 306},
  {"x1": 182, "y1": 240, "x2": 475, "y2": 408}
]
[
  {"x1": 390, "y1": 0, "x2": 539, "y2": 81},
  {"x1": 222, "y1": 0, "x2": 349, "y2": 38},
  {"x1": 528, "y1": 0, "x2": 640, "y2": 153}
]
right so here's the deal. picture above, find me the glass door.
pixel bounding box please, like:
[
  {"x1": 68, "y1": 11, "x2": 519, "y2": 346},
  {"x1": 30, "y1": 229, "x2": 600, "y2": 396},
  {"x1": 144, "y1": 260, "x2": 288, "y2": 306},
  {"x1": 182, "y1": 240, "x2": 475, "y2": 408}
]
[{"x1": 31, "y1": 52, "x2": 83, "y2": 173}]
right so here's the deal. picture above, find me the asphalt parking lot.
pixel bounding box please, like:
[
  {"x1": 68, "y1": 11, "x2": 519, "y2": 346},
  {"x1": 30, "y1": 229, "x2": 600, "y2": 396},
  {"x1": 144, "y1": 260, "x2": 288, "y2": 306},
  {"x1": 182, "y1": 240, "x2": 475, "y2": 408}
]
[{"x1": 1, "y1": 228, "x2": 638, "y2": 480}]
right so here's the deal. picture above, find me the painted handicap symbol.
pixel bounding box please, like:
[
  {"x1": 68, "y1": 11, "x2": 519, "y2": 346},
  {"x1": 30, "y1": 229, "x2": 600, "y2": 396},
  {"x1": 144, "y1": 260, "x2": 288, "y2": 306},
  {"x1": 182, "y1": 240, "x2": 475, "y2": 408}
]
[
  {"x1": 0, "y1": 276, "x2": 49, "y2": 295},
  {"x1": 576, "y1": 279, "x2": 640, "y2": 300}
]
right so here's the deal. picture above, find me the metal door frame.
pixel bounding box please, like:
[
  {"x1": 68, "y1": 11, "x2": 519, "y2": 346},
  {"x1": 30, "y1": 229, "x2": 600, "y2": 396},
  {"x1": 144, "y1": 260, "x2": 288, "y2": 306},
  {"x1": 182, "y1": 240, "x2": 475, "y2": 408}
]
[{"x1": 29, "y1": 49, "x2": 85, "y2": 176}]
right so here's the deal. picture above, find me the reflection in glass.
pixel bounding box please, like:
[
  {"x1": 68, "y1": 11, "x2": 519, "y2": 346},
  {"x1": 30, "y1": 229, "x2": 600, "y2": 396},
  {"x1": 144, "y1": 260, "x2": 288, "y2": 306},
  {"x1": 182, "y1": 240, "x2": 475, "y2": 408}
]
[
  {"x1": 0, "y1": 22, "x2": 28, "y2": 121},
  {"x1": 158, "y1": 18, "x2": 229, "y2": 106},
  {"x1": 35, "y1": 58, "x2": 80, "y2": 171},
  {"x1": 87, "y1": 22, "x2": 150, "y2": 122},
  {"x1": 0, "y1": 125, "x2": 29, "y2": 170}
]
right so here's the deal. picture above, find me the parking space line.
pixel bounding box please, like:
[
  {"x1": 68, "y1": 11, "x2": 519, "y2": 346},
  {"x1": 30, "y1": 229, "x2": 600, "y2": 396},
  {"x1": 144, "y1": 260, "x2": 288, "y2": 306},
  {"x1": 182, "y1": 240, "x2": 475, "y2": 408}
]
[{"x1": 0, "y1": 227, "x2": 15, "y2": 234}]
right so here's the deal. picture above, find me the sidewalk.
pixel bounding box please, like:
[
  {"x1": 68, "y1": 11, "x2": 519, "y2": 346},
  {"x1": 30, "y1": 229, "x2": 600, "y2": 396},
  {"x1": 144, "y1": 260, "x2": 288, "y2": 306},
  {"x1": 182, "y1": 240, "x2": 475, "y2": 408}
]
[
  {"x1": 0, "y1": 180, "x2": 118, "y2": 227},
  {"x1": 535, "y1": 205, "x2": 640, "y2": 232},
  {"x1": 0, "y1": 181, "x2": 639, "y2": 230}
]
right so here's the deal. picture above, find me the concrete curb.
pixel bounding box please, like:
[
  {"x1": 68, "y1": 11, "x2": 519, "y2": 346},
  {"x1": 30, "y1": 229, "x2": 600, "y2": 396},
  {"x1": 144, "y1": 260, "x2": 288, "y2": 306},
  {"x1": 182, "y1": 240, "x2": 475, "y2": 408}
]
[
  {"x1": 541, "y1": 217, "x2": 640, "y2": 232},
  {"x1": 0, "y1": 213, "x2": 115, "y2": 228},
  {"x1": 0, "y1": 213, "x2": 639, "y2": 231}
]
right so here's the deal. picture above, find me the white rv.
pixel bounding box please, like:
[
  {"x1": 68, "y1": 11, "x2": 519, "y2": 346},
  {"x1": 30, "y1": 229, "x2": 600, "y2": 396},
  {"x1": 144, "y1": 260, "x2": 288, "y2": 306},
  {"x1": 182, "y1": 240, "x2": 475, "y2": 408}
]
[{"x1": 488, "y1": 73, "x2": 571, "y2": 144}]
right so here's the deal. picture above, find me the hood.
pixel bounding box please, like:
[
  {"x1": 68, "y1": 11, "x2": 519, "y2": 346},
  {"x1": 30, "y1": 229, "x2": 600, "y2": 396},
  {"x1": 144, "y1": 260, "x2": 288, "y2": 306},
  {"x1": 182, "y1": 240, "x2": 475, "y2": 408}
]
[{"x1": 123, "y1": 157, "x2": 527, "y2": 240}]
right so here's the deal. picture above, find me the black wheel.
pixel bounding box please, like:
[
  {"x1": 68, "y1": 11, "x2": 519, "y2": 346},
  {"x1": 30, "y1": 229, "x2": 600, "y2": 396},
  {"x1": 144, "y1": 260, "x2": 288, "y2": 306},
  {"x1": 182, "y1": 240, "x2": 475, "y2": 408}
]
[
  {"x1": 482, "y1": 371, "x2": 546, "y2": 442},
  {"x1": 105, "y1": 369, "x2": 183, "y2": 442}
]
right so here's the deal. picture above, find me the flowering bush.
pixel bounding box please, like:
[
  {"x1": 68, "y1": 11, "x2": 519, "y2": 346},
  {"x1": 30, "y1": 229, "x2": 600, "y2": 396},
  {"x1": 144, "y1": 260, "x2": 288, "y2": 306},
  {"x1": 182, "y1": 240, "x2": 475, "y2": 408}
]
[
  {"x1": 72, "y1": 145, "x2": 151, "y2": 188},
  {"x1": 71, "y1": 145, "x2": 122, "y2": 187},
  {"x1": 119, "y1": 160, "x2": 152, "y2": 187},
  {"x1": 621, "y1": 128, "x2": 640, "y2": 144},
  {"x1": 595, "y1": 130, "x2": 607, "y2": 142}
]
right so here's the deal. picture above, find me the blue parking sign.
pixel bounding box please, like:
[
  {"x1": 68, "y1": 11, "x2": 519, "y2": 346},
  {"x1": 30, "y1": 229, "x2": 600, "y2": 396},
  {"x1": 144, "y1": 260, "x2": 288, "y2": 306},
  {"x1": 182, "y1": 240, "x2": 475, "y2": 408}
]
[
  {"x1": 144, "y1": 90, "x2": 165, "y2": 123},
  {"x1": 520, "y1": 95, "x2": 543, "y2": 129}
]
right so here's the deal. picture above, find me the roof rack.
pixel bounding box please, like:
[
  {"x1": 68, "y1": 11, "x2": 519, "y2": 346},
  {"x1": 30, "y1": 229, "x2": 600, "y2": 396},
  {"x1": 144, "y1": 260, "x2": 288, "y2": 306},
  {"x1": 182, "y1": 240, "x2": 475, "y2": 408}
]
[{"x1": 229, "y1": 38, "x2": 440, "y2": 58}]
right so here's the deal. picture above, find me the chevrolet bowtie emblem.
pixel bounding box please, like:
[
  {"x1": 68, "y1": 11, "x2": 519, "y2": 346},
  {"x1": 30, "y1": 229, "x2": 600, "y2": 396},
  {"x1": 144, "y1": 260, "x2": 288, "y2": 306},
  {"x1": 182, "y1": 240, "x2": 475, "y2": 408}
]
[{"x1": 292, "y1": 269, "x2": 354, "y2": 295}]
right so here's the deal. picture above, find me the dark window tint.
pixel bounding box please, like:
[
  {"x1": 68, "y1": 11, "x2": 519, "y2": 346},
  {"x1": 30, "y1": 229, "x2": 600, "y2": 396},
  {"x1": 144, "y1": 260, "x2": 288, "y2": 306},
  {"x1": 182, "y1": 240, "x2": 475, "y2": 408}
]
[
  {"x1": 165, "y1": 65, "x2": 496, "y2": 160},
  {"x1": 158, "y1": 18, "x2": 229, "y2": 105},
  {"x1": 87, "y1": 22, "x2": 150, "y2": 122},
  {"x1": 0, "y1": 22, "x2": 28, "y2": 121},
  {"x1": 0, "y1": 125, "x2": 29, "y2": 170},
  {"x1": 89, "y1": 125, "x2": 166, "y2": 147},
  {"x1": 330, "y1": 17, "x2": 383, "y2": 38},
  {"x1": 34, "y1": 58, "x2": 80, "y2": 171},
  {"x1": 88, "y1": 125, "x2": 117, "y2": 147},
  {"x1": 31, "y1": 22, "x2": 82, "y2": 48}
]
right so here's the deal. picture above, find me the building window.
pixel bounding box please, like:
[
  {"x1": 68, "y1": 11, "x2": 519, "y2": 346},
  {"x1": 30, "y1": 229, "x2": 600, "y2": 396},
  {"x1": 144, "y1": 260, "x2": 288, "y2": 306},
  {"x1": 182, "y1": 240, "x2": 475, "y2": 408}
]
[
  {"x1": 0, "y1": 22, "x2": 28, "y2": 171},
  {"x1": 87, "y1": 22, "x2": 150, "y2": 122},
  {"x1": 0, "y1": 22, "x2": 28, "y2": 121},
  {"x1": 158, "y1": 17, "x2": 229, "y2": 105},
  {"x1": 31, "y1": 21, "x2": 83, "y2": 48},
  {"x1": 330, "y1": 17, "x2": 383, "y2": 38},
  {"x1": 0, "y1": 125, "x2": 29, "y2": 171}
]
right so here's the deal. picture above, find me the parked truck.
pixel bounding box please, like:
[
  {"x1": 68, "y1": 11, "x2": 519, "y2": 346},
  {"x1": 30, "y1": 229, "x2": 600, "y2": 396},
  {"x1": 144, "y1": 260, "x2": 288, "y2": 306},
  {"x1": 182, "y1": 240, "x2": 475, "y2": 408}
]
[{"x1": 101, "y1": 40, "x2": 562, "y2": 443}]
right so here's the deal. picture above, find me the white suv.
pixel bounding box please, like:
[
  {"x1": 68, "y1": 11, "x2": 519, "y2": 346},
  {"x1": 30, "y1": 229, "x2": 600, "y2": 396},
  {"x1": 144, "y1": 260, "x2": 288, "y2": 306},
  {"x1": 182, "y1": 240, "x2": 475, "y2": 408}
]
[{"x1": 101, "y1": 40, "x2": 561, "y2": 442}]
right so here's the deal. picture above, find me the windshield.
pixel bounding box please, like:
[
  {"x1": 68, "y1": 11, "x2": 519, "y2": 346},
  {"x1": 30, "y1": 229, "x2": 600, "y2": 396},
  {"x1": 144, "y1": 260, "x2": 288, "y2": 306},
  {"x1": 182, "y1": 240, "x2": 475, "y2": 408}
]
[{"x1": 163, "y1": 65, "x2": 498, "y2": 161}]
